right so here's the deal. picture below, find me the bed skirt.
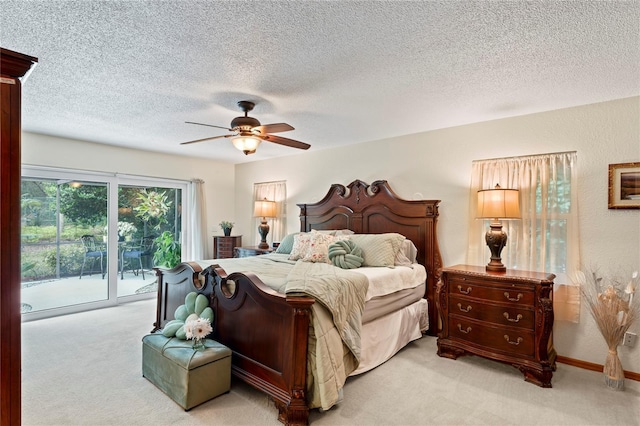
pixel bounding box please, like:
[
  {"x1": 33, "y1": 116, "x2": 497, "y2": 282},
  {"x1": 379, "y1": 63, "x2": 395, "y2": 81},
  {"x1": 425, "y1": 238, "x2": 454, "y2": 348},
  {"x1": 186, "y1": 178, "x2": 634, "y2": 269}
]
[{"x1": 351, "y1": 298, "x2": 429, "y2": 375}]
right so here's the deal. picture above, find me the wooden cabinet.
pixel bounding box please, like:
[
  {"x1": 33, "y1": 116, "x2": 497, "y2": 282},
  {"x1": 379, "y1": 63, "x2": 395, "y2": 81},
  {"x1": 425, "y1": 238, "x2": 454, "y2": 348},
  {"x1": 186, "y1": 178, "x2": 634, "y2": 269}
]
[
  {"x1": 234, "y1": 246, "x2": 274, "y2": 258},
  {"x1": 436, "y1": 264, "x2": 556, "y2": 387},
  {"x1": 213, "y1": 236, "x2": 242, "y2": 259},
  {"x1": 1, "y1": 48, "x2": 38, "y2": 426}
]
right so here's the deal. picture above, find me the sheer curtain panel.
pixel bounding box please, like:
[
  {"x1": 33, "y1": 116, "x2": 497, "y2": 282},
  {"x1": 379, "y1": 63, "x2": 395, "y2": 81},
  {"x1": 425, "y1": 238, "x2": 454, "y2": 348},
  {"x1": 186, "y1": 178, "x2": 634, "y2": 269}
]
[
  {"x1": 466, "y1": 152, "x2": 580, "y2": 322},
  {"x1": 184, "y1": 179, "x2": 207, "y2": 260}
]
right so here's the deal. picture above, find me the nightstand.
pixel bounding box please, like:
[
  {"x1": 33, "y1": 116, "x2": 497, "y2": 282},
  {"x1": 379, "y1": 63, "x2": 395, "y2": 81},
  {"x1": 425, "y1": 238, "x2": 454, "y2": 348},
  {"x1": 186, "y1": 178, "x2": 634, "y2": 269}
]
[
  {"x1": 234, "y1": 246, "x2": 274, "y2": 258},
  {"x1": 213, "y1": 236, "x2": 242, "y2": 259},
  {"x1": 436, "y1": 264, "x2": 556, "y2": 387}
]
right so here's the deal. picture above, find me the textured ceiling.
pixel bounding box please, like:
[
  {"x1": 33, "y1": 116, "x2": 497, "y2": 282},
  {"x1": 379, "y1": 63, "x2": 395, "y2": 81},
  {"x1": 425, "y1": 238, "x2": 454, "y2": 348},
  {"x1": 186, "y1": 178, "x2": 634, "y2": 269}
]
[{"x1": 1, "y1": 1, "x2": 639, "y2": 164}]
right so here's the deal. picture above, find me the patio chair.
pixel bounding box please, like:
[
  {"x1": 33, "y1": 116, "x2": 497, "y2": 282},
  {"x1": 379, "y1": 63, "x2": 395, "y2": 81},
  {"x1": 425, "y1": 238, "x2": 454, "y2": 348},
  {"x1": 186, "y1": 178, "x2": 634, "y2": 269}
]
[
  {"x1": 79, "y1": 235, "x2": 107, "y2": 279},
  {"x1": 120, "y1": 236, "x2": 155, "y2": 280}
]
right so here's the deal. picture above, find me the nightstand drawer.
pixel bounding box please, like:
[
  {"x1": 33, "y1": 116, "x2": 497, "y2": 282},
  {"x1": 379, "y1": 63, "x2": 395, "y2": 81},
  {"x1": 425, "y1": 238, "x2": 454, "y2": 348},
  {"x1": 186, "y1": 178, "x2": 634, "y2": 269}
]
[
  {"x1": 217, "y1": 241, "x2": 235, "y2": 249},
  {"x1": 449, "y1": 276, "x2": 534, "y2": 305},
  {"x1": 450, "y1": 316, "x2": 535, "y2": 357},
  {"x1": 449, "y1": 296, "x2": 535, "y2": 329}
]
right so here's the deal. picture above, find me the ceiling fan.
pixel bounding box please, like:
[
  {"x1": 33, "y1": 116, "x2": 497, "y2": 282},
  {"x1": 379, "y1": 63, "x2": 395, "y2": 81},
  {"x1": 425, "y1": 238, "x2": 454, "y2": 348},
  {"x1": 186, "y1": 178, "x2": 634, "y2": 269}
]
[{"x1": 181, "y1": 100, "x2": 311, "y2": 155}]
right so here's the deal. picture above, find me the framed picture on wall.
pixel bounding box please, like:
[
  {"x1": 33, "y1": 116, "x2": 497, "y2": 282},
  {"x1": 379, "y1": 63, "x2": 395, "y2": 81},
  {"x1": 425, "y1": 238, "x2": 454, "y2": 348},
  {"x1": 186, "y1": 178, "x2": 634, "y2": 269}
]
[{"x1": 608, "y1": 162, "x2": 640, "y2": 209}]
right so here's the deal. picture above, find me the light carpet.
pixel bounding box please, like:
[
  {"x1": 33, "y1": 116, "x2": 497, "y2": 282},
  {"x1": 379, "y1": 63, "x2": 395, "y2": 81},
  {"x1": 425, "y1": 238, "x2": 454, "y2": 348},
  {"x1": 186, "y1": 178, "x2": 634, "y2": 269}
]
[{"x1": 22, "y1": 299, "x2": 639, "y2": 425}]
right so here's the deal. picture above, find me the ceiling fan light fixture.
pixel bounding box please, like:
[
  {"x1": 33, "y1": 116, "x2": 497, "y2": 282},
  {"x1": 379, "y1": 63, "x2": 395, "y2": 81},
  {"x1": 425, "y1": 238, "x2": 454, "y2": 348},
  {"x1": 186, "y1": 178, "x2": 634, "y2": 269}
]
[{"x1": 232, "y1": 135, "x2": 261, "y2": 155}]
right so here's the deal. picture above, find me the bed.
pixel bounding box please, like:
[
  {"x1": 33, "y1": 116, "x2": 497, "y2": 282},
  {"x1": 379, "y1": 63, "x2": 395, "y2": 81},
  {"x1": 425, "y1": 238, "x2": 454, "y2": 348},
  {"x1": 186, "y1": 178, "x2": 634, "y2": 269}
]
[{"x1": 152, "y1": 179, "x2": 442, "y2": 425}]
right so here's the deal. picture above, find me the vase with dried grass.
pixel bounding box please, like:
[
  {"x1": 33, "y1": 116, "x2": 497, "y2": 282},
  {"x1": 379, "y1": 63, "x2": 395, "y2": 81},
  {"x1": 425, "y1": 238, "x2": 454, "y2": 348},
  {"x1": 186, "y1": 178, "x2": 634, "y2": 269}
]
[{"x1": 576, "y1": 269, "x2": 638, "y2": 390}]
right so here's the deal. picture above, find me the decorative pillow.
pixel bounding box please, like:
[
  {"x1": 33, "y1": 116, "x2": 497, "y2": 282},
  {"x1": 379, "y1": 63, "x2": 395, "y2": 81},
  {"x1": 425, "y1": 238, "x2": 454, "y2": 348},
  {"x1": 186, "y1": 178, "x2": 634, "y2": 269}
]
[
  {"x1": 275, "y1": 233, "x2": 298, "y2": 254},
  {"x1": 288, "y1": 233, "x2": 313, "y2": 260},
  {"x1": 328, "y1": 239, "x2": 363, "y2": 269},
  {"x1": 162, "y1": 292, "x2": 214, "y2": 340},
  {"x1": 302, "y1": 231, "x2": 336, "y2": 263},
  {"x1": 349, "y1": 233, "x2": 406, "y2": 267}
]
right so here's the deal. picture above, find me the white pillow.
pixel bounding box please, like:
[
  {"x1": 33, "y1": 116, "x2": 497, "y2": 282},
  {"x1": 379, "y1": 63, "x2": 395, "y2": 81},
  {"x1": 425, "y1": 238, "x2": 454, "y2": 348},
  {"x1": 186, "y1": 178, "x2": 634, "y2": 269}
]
[{"x1": 395, "y1": 239, "x2": 418, "y2": 265}]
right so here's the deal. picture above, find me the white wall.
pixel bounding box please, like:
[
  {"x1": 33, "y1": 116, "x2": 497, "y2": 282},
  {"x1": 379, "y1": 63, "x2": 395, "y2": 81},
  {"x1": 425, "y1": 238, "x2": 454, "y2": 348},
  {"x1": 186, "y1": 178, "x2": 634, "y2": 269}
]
[
  {"x1": 235, "y1": 97, "x2": 640, "y2": 373},
  {"x1": 21, "y1": 132, "x2": 237, "y2": 258}
]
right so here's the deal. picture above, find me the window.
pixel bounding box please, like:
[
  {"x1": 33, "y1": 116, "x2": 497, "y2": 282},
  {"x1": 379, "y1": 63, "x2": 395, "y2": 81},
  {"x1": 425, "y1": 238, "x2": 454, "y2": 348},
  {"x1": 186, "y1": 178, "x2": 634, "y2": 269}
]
[
  {"x1": 467, "y1": 152, "x2": 580, "y2": 321},
  {"x1": 252, "y1": 181, "x2": 287, "y2": 246}
]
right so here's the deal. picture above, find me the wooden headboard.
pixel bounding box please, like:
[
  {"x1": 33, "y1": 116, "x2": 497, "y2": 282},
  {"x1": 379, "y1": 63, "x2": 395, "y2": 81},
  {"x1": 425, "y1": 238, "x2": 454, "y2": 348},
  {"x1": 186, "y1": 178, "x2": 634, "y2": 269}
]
[{"x1": 297, "y1": 179, "x2": 443, "y2": 335}]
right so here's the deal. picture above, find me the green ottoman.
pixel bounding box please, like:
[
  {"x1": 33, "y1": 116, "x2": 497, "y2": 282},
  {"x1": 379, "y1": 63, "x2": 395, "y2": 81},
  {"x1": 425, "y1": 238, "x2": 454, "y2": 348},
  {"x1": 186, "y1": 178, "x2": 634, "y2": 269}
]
[{"x1": 142, "y1": 334, "x2": 232, "y2": 410}]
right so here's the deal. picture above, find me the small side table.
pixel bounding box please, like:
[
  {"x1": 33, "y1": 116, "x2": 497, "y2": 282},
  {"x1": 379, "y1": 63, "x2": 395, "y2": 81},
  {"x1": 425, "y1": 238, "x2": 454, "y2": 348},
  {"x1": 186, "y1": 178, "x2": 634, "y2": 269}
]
[{"x1": 234, "y1": 246, "x2": 274, "y2": 258}]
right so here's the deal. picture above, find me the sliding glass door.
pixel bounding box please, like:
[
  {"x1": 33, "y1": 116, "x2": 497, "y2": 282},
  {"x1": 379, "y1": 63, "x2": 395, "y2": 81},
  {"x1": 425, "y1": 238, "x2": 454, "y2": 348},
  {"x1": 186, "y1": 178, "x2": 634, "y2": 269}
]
[
  {"x1": 20, "y1": 177, "x2": 110, "y2": 314},
  {"x1": 116, "y1": 183, "x2": 182, "y2": 297},
  {"x1": 21, "y1": 167, "x2": 187, "y2": 319}
]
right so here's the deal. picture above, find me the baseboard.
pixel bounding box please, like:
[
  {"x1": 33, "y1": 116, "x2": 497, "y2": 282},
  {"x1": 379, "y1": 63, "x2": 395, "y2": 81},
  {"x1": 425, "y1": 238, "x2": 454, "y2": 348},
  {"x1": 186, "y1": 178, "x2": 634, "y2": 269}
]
[{"x1": 556, "y1": 356, "x2": 640, "y2": 382}]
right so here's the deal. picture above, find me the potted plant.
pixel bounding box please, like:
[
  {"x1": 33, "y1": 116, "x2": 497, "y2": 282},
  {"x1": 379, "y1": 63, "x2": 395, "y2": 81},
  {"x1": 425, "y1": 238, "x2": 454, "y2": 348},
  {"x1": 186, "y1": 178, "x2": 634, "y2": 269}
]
[
  {"x1": 219, "y1": 220, "x2": 234, "y2": 236},
  {"x1": 153, "y1": 231, "x2": 181, "y2": 268}
]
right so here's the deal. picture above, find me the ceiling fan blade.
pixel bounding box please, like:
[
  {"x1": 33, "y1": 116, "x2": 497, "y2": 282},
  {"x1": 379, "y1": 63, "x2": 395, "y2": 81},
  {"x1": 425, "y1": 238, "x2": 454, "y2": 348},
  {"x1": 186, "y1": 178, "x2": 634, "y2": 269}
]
[
  {"x1": 254, "y1": 123, "x2": 294, "y2": 134},
  {"x1": 262, "y1": 134, "x2": 310, "y2": 150},
  {"x1": 180, "y1": 134, "x2": 232, "y2": 145},
  {"x1": 185, "y1": 121, "x2": 232, "y2": 131}
]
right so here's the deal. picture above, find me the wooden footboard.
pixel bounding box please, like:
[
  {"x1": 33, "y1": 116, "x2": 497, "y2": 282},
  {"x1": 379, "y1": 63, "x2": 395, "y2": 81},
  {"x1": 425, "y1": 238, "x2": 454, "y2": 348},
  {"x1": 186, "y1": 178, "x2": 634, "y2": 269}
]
[
  {"x1": 204, "y1": 265, "x2": 314, "y2": 425},
  {"x1": 154, "y1": 262, "x2": 314, "y2": 425}
]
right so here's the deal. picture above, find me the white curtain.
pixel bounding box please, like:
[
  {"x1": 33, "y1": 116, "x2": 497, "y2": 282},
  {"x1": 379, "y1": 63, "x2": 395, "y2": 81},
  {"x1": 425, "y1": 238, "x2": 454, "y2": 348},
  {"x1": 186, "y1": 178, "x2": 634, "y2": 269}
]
[
  {"x1": 466, "y1": 152, "x2": 580, "y2": 322},
  {"x1": 252, "y1": 181, "x2": 287, "y2": 247},
  {"x1": 183, "y1": 178, "x2": 207, "y2": 260}
]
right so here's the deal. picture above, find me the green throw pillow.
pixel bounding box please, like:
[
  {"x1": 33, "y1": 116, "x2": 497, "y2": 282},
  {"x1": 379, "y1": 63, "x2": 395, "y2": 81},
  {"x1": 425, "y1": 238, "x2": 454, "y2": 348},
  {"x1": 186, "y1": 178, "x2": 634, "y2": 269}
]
[
  {"x1": 328, "y1": 239, "x2": 363, "y2": 269},
  {"x1": 275, "y1": 233, "x2": 299, "y2": 254}
]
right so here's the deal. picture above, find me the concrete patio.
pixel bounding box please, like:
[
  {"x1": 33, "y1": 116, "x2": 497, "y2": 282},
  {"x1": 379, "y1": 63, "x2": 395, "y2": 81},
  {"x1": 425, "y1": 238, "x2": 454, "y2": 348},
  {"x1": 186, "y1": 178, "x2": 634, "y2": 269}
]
[{"x1": 21, "y1": 270, "x2": 156, "y2": 313}]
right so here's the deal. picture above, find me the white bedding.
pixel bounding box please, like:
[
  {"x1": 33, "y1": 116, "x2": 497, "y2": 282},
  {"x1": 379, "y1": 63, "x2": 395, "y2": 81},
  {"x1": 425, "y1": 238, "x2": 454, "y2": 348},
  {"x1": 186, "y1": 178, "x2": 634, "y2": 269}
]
[{"x1": 352, "y1": 263, "x2": 427, "y2": 301}]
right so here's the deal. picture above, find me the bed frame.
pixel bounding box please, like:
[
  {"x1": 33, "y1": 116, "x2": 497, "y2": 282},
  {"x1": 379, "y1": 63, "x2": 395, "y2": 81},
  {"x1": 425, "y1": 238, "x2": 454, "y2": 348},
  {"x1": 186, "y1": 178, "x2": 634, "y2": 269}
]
[{"x1": 152, "y1": 179, "x2": 442, "y2": 425}]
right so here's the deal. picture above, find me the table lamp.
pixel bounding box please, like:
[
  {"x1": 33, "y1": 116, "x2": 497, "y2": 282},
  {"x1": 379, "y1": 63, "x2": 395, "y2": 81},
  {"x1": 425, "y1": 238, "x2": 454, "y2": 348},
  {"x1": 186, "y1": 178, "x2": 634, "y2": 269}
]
[
  {"x1": 254, "y1": 198, "x2": 276, "y2": 249},
  {"x1": 477, "y1": 184, "x2": 521, "y2": 272}
]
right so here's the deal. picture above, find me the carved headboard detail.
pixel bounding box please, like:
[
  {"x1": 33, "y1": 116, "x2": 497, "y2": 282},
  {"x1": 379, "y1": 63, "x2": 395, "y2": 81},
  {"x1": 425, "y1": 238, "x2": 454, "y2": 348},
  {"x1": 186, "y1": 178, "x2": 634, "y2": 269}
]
[{"x1": 298, "y1": 179, "x2": 443, "y2": 334}]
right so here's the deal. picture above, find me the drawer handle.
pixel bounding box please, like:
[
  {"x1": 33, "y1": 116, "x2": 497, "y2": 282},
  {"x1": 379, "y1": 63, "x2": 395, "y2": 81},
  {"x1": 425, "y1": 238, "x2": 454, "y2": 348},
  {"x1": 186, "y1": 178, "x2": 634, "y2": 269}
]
[
  {"x1": 504, "y1": 292, "x2": 523, "y2": 302},
  {"x1": 457, "y1": 303, "x2": 472, "y2": 313},
  {"x1": 457, "y1": 324, "x2": 472, "y2": 334},
  {"x1": 457, "y1": 285, "x2": 472, "y2": 295},
  {"x1": 503, "y1": 312, "x2": 523, "y2": 323},
  {"x1": 504, "y1": 335, "x2": 523, "y2": 345}
]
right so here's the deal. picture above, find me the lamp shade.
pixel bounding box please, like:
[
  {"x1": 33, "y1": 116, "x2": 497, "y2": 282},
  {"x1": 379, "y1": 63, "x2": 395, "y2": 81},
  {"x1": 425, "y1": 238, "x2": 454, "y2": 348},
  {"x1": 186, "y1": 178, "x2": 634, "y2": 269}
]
[
  {"x1": 477, "y1": 184, "x2": 521, "y2": 219},
  {"x1": 254, "y1": 199, "x2": 276, "y2": 218}
]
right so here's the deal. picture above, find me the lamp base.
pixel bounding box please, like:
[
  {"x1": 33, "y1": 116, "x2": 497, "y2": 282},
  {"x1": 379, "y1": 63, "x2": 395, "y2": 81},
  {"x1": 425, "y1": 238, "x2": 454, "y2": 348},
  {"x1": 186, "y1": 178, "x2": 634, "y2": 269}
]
[
  {"x1": 485, "y1": 221, "x2": 507, "y2": 273},
  {"x1": 258, "y1": 219, "x2": 270, "y2": 249}
]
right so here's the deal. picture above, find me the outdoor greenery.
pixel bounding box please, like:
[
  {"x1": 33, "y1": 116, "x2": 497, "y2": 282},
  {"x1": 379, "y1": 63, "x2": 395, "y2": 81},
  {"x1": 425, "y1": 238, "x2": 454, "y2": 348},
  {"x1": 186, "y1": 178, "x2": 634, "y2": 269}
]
[
  {"x1": 20, "y1": 179, "x2": 182, "y2": 281},
  {"x1": 135, "y1": 190, "x2": 171, "y2": 231},
  {"x1": 153, "y1": 231, "x2": 181, "y2": 268}
]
